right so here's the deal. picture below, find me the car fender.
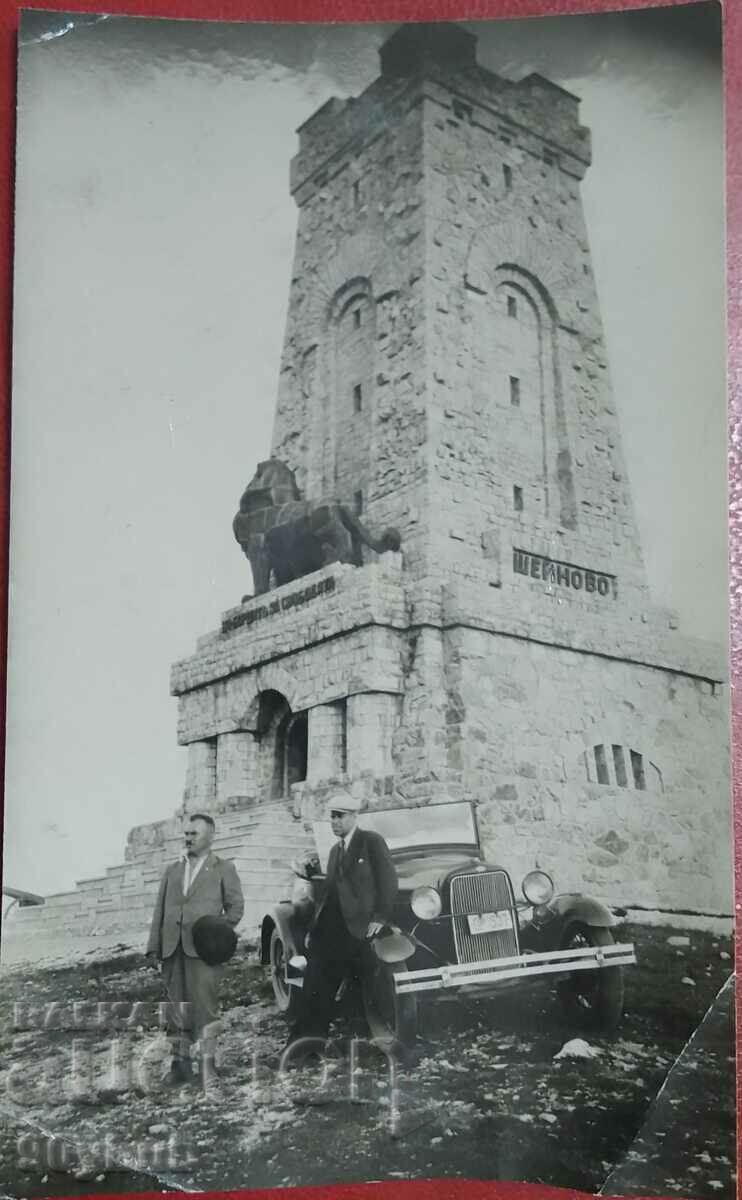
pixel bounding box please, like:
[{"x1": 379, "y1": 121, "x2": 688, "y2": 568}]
[
  {"x1": 549, "y1": 893, "x2": 618, "y2": 935},
  {"x1": 260, "y1": 902, "x2": 300, "y2": 965}
]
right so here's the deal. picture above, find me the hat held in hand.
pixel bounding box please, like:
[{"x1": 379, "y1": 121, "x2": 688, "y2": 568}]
[{"x1": 192, "y1": 915, "x2": 238, "y2": 966}]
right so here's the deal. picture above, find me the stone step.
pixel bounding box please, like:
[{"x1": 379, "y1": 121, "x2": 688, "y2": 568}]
[
  {"x1": 3, "y1": 801, "x2": 319, "y2": 957},
  {"x1": 131, "y1": 823, "x2": 311, "y2": 849},
  {"x1": 137, "y1": 843, "x2": 311, "y2": 879},
  {"x1": 216, "y1": 833, "x2": 313, "y2": 852},
  {"x1": 223, "y1": 845, "x2": 313, "y2": 862},
  {"x1": 232, "y1": 869, "x2": 295, "y2": 890},
  {"x1": 143, "y1": 826, "x2": 311, "y2": 848},
  {"x1": 216, "y1": 831, "x2": 313, "y2": 848},
  {"x1": 76, "y1": 878, "x2": 108, "y2": 894},
  {"x1": 232, "y1": 852, "x2": 305, "y2": 869}
]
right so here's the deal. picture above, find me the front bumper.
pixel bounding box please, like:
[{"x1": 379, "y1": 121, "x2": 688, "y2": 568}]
[{"x1": 394, "y1": 941, "x2": 637, "y2": 995}]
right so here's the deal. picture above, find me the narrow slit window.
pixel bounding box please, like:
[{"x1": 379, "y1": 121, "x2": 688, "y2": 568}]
[
  {"x1": 354, "y1": 490, "x2": 363, "y2": 515},
  {"x1": 503, "y1": 163, "x2": 513, "y2": 191},
  {"x1": 543, "y1": 150, "x2": 555, "y2": 166},
  {"x1": 507, "y1": 295, "x2": 517, "y2": 318},
  {"x1": 353, "y1": 307, "x2": 362, "y2": 329},
  {"x1": 352, "y1": 179, "x2": 360, "y2": 209},
  {"x1": 631, "y1": 750, "x2": 646, "y2": 790},
  {"x1": 513, "y1": 486, "x2": 523, "y2": 513},
  {"x1": 594, "y1": 744, "x2": 609, "y2": 785},
  {"x1": 353, "y1": 383, "x2": 362, "y2": 412},
  {"x1": 509, "y1": 375, "x2": 521, "y2": 407},
  {"x1": 612, "y1": 744, "x2": 628, "y2": 788}
]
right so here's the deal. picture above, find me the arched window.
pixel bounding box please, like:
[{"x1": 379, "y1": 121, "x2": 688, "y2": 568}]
[
  {"x1": 330, "y1": 279, "x2": 376, "y2": 508},
  {"x1": 490, "y1": 281, "x2": 546, "y2": 516},
  {"x1": 465, "y1": 260, "x2": 577, "y2": 530}
]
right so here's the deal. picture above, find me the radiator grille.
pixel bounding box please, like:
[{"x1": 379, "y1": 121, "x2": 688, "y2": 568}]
[{"x1": 450, "y1": 871, "x2": 519, "y2": 965}]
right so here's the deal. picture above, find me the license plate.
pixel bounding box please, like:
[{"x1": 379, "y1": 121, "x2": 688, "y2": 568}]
[{"x1": 467, "y1": 911, "x2": 512, "y2": 935}]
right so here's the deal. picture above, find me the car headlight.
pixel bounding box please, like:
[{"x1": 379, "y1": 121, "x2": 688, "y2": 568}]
[
  {"x1": 522, "y1": 870, "x2": 554, "y2": 906},
  {"x1": 411, "y1": 886, "x2": 442, "y2": 920}
]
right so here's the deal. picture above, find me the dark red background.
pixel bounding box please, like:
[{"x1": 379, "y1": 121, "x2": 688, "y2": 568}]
[{"x1": 0, "y1": 1, "x2": 737, "y2": 1198}]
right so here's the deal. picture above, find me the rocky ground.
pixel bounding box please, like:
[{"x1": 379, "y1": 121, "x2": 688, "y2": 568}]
[{"x1": 0, "y1": 924, "x2": 735, "y2": 1199}]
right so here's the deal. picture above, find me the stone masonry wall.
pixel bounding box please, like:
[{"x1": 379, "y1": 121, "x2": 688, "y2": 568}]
[
  {"x1": 421, "y1": 76, "x2": 648, "y2": 602},
  {"x1": 166, "y1": 545, "x2": 729, "y2": 917},
  {"x1": 270, "y1": 88, "x2": 431, "y2": 579},
  {"x1": 461, "y1": 627, "x2": 731, "y2": 914}
]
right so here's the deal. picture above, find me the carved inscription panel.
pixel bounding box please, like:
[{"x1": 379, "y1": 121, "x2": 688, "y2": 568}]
[{"x1": 513, "y1": 549, "x2": 617, "y2": 599}]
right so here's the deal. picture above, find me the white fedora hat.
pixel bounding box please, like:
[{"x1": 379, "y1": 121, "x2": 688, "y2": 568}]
[{"x1": 328, "y1": 792, "x2": 363, "y2": 813}]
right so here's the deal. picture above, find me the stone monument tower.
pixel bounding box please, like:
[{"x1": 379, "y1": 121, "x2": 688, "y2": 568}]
[
  {"x1": 171, "y1": 22, "x2": 729, "y2": 923},
  {"x1": 11, "y1": 23, "x2": 728, "y2": 950}
]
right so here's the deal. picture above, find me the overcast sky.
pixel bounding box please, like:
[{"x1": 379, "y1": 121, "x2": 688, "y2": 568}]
[{"x1": 4, "y1": 5, "x2": 725, "y2": 897}]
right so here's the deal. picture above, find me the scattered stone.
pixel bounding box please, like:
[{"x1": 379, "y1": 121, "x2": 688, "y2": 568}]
[
  {"x1": 667, "y1": 936, "x2": 691, "y2": 948},
  {"x1": 681, "y1": 977, "x2": 696, "y2": 987},
  {"x1": 554, "y1": 1039, "x2": 601, "y2": 1060},
  {"x1": 540, "y1": 1112, "x2": 558, "y2": 1124}
]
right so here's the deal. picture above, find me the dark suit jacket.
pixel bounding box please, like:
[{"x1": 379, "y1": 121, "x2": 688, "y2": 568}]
[
  {"x1": 146, "y1": 852, "x2": 244, "y2": 960},
  {"x1": 324, "y1": 827, "x2": 397, "y2": 940}
]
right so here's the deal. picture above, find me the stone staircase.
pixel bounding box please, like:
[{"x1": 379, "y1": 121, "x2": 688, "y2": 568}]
[{"x1": 2, "y1": 802, "x2": 316, "y2": 956}]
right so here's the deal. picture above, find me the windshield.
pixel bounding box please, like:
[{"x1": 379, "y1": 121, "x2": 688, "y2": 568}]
[{"x1": 312, "y1": 801, "x2": 479, "y2": 870}]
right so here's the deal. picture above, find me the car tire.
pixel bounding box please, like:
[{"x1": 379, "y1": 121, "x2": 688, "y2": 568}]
[
  {"x1": 362, "y1": 959, "x2": 419, "y2": 1051},
  {"x1": 557, "y1": 923, "x2": 624, "y2": 1032},
  {"x1": 269, "y1": 927, "x2": 302, "y2": 1022}
]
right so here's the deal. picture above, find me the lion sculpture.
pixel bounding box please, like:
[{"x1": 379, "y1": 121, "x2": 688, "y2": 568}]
[{"x1": 233, "y1": 459, "x2": 401, "y2": 595}]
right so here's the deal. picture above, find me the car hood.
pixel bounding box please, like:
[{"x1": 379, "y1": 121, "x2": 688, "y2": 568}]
[{"x1": 393, "y1": 851, "x2": 485, "y2": 892}]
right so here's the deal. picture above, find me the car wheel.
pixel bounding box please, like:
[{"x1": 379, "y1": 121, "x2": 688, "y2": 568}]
[
  {"x1": 362, "y1": 959, "x2": 418, "y2": 1051},
  {"x1": 557, "y1": 923, "x2": 624, "y2": 1032},
  {"x1": 269, "y1": 928, "x2": 302, "y2": 1021}
]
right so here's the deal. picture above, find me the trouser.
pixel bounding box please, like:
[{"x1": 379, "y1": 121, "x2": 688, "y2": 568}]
[
  {"x1": 161, "y1": 943, "x2": 222, "y2": 1061},
  {"x1": 288, "y1": 897, "x2": 366, "y2": 1045}
]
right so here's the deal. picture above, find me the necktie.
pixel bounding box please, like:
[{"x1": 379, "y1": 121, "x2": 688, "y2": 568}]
[{"x1": 338, "y1": 837, "x2": 346, "y2": 874}]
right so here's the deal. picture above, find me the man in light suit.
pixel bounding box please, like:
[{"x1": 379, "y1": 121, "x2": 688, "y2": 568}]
[
  {"x1": 287, "y1": 792, "x2": 397, "y2": 1053},
  {"x1": 146, "y1": 813, "x2": 244, "y2": 1087}
]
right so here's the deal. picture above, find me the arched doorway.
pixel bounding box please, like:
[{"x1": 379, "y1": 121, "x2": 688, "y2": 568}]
[{"x1": 255, "y1": 689, "x2": 308, "y2": 801}]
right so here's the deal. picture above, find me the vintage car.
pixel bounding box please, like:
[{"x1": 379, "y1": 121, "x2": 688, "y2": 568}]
[{"x1": 260, "y1": 801, "x2": 636, "y2": 1047}]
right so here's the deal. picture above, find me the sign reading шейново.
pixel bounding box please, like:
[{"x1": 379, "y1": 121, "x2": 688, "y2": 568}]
[
  {"x1": 513, "y1": 549, "x2": 617, "y2": 598},
  {"x1": 222, "y1": 576, "x2": 336, "y2": 634}
]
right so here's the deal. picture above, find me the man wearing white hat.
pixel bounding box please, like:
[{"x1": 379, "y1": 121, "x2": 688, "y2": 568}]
[{"x1": 287, "y1": 791, "x2": 397, "y2": 1049}]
